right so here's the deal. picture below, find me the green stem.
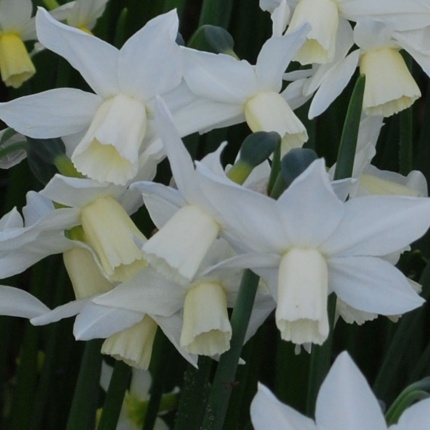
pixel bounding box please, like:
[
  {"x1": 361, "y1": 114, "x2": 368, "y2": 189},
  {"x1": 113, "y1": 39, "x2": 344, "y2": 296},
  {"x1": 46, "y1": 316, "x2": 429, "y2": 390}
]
[
  {"x1": 334, "y1": 74, "x2": 366, "y2": 181},
  {"x1": 66, "y1": 340, "x2": 103, "y2": 430},
  {"x1": 386, "y1": 390, "x2": 429, "y2": 425},
  {"x1": 305, "y1": 294, "x2": 336, "y2": 416},
  {"x1": 142, "y1": 330, "x2": 171, "y2": 430},
  {"x1": 174, "y1": 357, "x2": 212, "y2": 430},
  {"x1": 97, "y1": 361, "x2": 131, "y2": 430},
  {"x1": 399, "y1": 106, "x2": 413, "y2": 176},
  {"x1": 200, "y1": 270, "x2": 260, "y2": 430}
]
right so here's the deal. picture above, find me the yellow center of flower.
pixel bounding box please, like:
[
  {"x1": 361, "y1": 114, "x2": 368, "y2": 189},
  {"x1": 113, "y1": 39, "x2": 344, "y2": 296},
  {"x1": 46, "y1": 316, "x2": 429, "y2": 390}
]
[
  {"x1": 287, "y1": 0, "x2": 339, "y2": 64},
  {"x1": 80, "y1": 195, "x2": 147, "y2": 282},
  {"x1": 143, "y1": 205, "x2": 221, "y2": 283},
  {"x1": 244, "y1": 91, "x2": 308, "y2": 155},
  {"x1": 359, "y1": 48, "x2": 421, "y2": 117},
  {"x1": 0, "y1": 32, "x2": 35, "y2": 88},
  {"x1": 180, "y1": 281, "x2": 232, "y2": 356},
  {"x1": 101, "y1": 315, "x2": 157, "y2": 369},
  {"x1": 72, "y1": 94, "x2": 148, "y2": 185},
  {"x1": 360, "y1": 173, "x2": 424, "y2": 197},
  {"x1": 276, "y1": 248, "x2": 329, "y2": 345}
]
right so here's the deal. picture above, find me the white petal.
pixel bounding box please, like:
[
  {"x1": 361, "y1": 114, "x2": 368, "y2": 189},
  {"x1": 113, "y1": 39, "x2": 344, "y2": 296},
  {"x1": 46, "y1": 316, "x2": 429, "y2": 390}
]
[
  {"x1": 36, "y1": 8, "x2": 119, "y2": 97},
  {"x1": 316, "y1": 351, "x2": 387, "y2": 430},
  {"x1": 74, "y1": 303, "x2": 143, "y2": 340},
  {"x1": 31, "y1": 298, "x2": 88, "y2": 325},
  {"x1": 40, "y1": 174, "x2": 125, "y2": 208},
  {"x1": 323, "y1": 195, "x2": 430, "y2": 257},
  {"x1": 196, "y1": 164, "x2": 288, "y2": 253},
  {"x1": 171, "y1": 97, "x2": 244, "y2": 136},
  {"x1": 93, "y1": 267, "x2": 184, "y2": 316},
  {"x1": 153, "y1": 97, "x2": 198, "y2": 197},
  {"x1": 183, "y1": 47, "x2": 257, "y2": 104},
  {"x1": 0, "y1": 0, "x2": 33, "y2": 32},
  {"x1": 251, "y1": 383, "x2": 316, "y2": 430},
  {"x1": 256, "y1": 25, "x2": 309, "y2": 90},
  {"x1": 66, "y1": 0, "x2": 109, "y2": 29},
  {"x1": 118, "y1": 10, "x2": 182, "y2": 99},
  {"x1": 0, "y1": 285, "x2": 50, "y2": 319},
  {"x1": 0, "y1": 89, "x2": 101, "y2": 138},
  {"x1": 277, "y1": 159, "x2": 344, "y2": 246},
  {"x1": 153, "y1": 312, "x2": 199, "y2": 368},
  {"x1": 395, "y1": 398, "x2": 430, "y2": 429},
  {"x1": 329, "y1": 256, "x2": 424, "y2": 315},
  {"x1": 308, "y1": 50, "x2": 359, "y2": 119}
]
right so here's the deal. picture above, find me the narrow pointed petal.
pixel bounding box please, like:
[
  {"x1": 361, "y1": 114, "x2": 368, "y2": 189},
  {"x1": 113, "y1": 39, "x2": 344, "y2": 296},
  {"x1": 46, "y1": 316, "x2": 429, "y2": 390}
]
[
  {"x1": 31, "y1": 298, "x2": 88, "y2": 325},
  {"x1": 153, "y1": 313, "x2": 199, "y2": 368},
  {"x1": 0, "y1": 286, "x2": 50, "y2": 319},
  {"x1": 74, "y1": 303, "x2": 143, "y2": 340},
  {"x1": 183, "y1": 48, "x2": 257, "y2": 104},
  {"x1": 323, "y1": 195, "x2": 430, "y2": 257},
  {"x1": 196, "y1": 163, "x2": 288, "y2": 253},
  {"x1": 329, "y1": 256, "x2": 424, "y2": 315},
  {"x1": 251, "y1": 383, "x2": 316, "y2": 430},
  {"x1": 36, "y1": 8, "x2": 119, "y2": 97},
  {"x1": 316, "y1": 352, "x2": 387, "y2": 430},
  {"x1": 256, "y1": 24, "x2": 309, "y2": 90},
  {"x1": 0, "y1": 89, "x2": 101, "y2": 138},
  {"x1": 277, "y1": 159, "x2": 344, "y2": 246},
  {"x1": 94, "y1": 268, "x2": 184, "y2": 316},
  {"x1": 153, "y1": 97, "x2": 198, "y2": 198},
  {"x1": 118, "y1": 10, "x2": 182, "y2": 99},
  {"x1": 0, "y1": 0, "x2": 33, "y2": 31},
  {"x1": 308, "y1": 50, "x2": 359, "y2": 119}
]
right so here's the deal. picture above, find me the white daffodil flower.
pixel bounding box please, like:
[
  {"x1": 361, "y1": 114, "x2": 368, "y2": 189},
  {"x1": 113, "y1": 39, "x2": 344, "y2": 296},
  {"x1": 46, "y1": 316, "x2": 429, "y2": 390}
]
[
  {"x1": 94, "y1": 239, "x2": 275, "y2": 357},
  {"x1": 263, "y1": 0, "x2": 430, "y2": 65},
  {"x1": 0, "y1": 8, "x2": 182, "y2": 185},
  {"x1": 251, "y1": 351, "x2": 430, "y2": 429},
  {"x1": 195, "y1": 158, "x2": 430, "y2": 346},
  {"x1": 27, "y1": 291, "x2": 199, "y2": 369},
  {"x1": 0, "y1": 0, "x2": 38, "y2": 87},
  {"x1": 302, "y1": 19, "x2": 429, "y2": 119},
  {"x1": 39, "y1": 174, "x2": 146, "y2": 282},
  {"x1": 131, "y1": 98, "x2": 237, "y2": 284},
  {"x1": 180, "y1": 25, "x2": 310, "y2": 154}
]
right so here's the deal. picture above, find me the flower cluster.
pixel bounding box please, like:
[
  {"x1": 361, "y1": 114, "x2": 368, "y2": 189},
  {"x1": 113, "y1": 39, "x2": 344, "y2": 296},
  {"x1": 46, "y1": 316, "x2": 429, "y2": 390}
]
[{"x1": 0, "y1": 0, "x2": 429, "y2": 428}]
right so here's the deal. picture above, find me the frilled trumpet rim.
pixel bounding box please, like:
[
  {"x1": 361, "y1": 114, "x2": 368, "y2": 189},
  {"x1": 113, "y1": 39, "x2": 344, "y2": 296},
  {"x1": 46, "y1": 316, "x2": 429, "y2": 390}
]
[
  {"x1": 72, "y1": 93, "x2": 147, "y2": 185},
  {"x1": 286, "y1": 0, "x2": 339, "y2": 65},
  {"x1": 0, "y1": 33, "x2": 35, "y2": 88},
  {"x1": 180, "y1": 281, "x2": 232, "y2": 356},
  {"x1": 80, "y1": 195, "x2": 147, "y2": 282},
  {"x1": 143, "y1": 205, "x2": 221, "y2": 284},
  {"x1": 244, "y1": 91, "x2": 308, "y2": 155},
  {"x1": 101, "y1": 315, "x2": 157, "y2": 370},
  {"x1": 276, "y1": 247, "x2": 329, "y2": 345},
  {"x1": 359, "y1": 47, "x2": 421, "y2": 117}
]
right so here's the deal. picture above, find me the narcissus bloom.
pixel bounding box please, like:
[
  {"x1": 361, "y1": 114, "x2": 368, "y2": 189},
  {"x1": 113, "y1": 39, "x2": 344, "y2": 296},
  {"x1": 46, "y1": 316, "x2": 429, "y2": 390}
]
[
  {"x1": 263, "y1": 0, "x2": 430, "y2": 65},
  {"x1": 196, "y1": 158, "x2": 430, "y2": 345},
  {"x1": 251, "y1": 351, "x2": 430, "y2": 429},
  {"x1": 302, "y1": 19, "x2": 429, "y2": 118},
  {"x1": 0, "y1": 8, "x2": 182, "y2": 185},
  {"x1": 181, "y1": 25, "x2": 309, "y2": 153},
  {"x1": 0, "y1": 0, "x2": 37, "y2": 87}
]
